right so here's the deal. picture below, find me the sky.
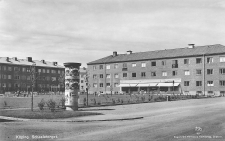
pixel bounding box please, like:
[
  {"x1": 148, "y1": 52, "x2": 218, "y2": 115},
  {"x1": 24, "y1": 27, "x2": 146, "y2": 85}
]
[{"x1": 0, "y1": 0, "x2": 225, "y2": 67}]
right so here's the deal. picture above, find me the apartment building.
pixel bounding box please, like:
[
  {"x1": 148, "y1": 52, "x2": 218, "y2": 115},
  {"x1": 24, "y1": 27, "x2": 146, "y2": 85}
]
[
  {"x1": 0, "y1": 57, "x2": 65, "y2": 93},
  {"x1": 87, "y1": 44, "x2": 225, "y2": 96}
]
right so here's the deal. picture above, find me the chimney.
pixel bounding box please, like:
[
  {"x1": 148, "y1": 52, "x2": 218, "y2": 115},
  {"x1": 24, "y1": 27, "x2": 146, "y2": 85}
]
[
  {"x1": 188, "y1": 44, "x2": 195, "y2": 48},
  {"x1": 53, "y1": 62, "x2": 57, "y2": 66},
  {"x1": 113, "y1": 51, "x2": 117, "y2": 57},
  {"x1": 127, "y1": 50, "x2": 132, "y2": 54},
  {"x1": 41, "y1": 60, "x2": 45, "y2": 64},
  {"x1": 27, "y1": 57, "x2": 32, "y2": 62},
  {"x1": 6, "y1": 57, "x2": 9, "y2": 62},
  {"x1": 12, "y1": 57, "x2": 17, "y2": 61}
]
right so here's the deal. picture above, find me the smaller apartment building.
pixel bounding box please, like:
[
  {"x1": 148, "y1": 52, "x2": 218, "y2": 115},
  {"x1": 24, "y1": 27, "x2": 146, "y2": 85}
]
[
  {"x1": 0, "y1": 57, "x2": 65, "y2": 93},
  {"x1": 87, "y1": 44, "x2": 225, "y2": 96}
]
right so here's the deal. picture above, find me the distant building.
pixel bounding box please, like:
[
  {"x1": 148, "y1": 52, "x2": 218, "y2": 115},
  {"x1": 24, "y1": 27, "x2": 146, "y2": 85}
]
[
  {"x1": 87, "y1": 44, "x2": 225, "y2": 96},
  {"x1": 0, "y1": 57, "x2": 65, "y2": 93},
  {"x1": 79, "y1": 67, "x2": 87, "y2": 93}
]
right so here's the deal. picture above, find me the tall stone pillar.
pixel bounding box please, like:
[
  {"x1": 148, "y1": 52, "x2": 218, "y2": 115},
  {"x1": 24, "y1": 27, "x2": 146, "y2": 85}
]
[{"x1": 64, "y1": 62, "x2": 81, "y2": 111}]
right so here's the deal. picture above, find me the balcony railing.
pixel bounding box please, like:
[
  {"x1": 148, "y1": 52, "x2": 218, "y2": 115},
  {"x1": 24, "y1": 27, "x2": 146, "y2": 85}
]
[
  {"x1": 172, "y1": 64, "x2": 178, "y2": 68},
  {"x1": 122, "y1": 68, "x2": 128, "y2": 71}
]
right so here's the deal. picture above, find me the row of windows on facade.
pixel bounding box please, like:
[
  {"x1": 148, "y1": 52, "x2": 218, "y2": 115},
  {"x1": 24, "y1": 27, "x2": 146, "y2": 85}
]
[
  {"x1": 0, "y1": 66, "x2": 64, "y2": 74},
  {"x1": 92, "y1": 57, "x2": 225, "y2": 70},
  {"x1": 0, "y1": 83, "x2": 63, "y2": 88},
  {"x1": 0, "y1": 75, "x2": 58, "y2": 81},
  {"x1": 92, "y1": 80, "x2": 225, "y2": 88},
  {"x1": 92, "y1": 68, "x2": 225, "y2": 79}
]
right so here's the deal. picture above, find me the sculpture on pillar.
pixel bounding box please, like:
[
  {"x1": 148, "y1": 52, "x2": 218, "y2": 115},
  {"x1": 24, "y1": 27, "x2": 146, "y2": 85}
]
[{"x1": 64, "y1": 62, "x2": 81, "y2": 111}]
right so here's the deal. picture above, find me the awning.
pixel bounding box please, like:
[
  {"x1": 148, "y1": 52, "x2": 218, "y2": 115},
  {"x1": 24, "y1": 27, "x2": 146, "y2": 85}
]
[
  {"x1": 120, "y1": 83, "x2": 158, "y2": 87},
  {"x1": 119, "y1": 84, "x2": 130, "y2": 87},
  {"x1": 137, "y1": 83, "x2": 158, "y2": 87},
  {"x1": 157, "y1": 83, "x2": 180, "y2": 87}
]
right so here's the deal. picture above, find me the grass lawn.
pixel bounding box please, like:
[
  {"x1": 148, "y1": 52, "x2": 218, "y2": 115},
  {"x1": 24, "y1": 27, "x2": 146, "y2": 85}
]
[{"x1": 0, "y1": 109, "x2": 102, "y2": 119}]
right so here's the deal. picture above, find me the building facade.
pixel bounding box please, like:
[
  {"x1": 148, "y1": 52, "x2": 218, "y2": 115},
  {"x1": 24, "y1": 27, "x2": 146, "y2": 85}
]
[
  {"x1": 87, "y1": 44, "x2": 225, "y2": 96},
  {"x1": 0, "y1": 57, "x2": 65, "y2": 94}
]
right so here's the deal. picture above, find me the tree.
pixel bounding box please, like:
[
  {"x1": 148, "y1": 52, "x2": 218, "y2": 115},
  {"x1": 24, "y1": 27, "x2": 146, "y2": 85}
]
[
  {"x1": 84, "y1": 70, "x2": 91, "y2": 106},
  {"x1": 58, "y1": 72, "x2": 65, "y2": 94}
]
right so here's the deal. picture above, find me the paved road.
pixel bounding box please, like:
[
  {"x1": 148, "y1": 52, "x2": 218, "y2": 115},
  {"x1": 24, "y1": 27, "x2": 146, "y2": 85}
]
[{"x1": 1, "y1": 97, "x2": 225, "y2": 141}]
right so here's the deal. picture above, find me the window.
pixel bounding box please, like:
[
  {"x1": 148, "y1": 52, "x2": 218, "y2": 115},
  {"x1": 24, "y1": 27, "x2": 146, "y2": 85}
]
[
  {"x1": 93, "y1": 74, "x2": 97, "y2": 79},
  {"x1": 114, "y1": 83, "x2": 119, "y2": 87},
  {"x1": 58, "y1": 70, "x2": 60, "y2": 74},
  {"x1": 196, "y1": 81, "x2": 202, "y2": 86},
  {"x1": 207, "y1": 57, "x2": 213, "y2": 64},
  {"x1": 3, "y1": 66, "x2": 6, "y2": 71},
  {"x1": 14, "y1": 83, "x2": 20, "y2": 88},
  {"x1": 114, "y1": 64, "x2": 118, "y2": 69},
  {"x1": 51, "y1": 70, "x2": 56, "y2": 73},
  {"x1": 141, "y1": 62, "x2": 146, "y2": 67},
  {"x1": 106, "y1": 83, "x2": 110, "y2": 87},
  {"x1": 151, "y1": 72, "x2": 156, "y2": 76},
  {"x1": 184, "y1": 70, "x2": 190, "y2": 75},
  {"x1": 196, "y1": 91, "x2": 202, "y2": 95},
  {"x1": 8, "y1": 83, "x2": 11, "y2": 88},
  {"x1": 162, "y1": 71, "x2": 167, "y2": 76},
  {"x1": 220, "y1": 81, "x2": 225, "y2": 86},
  {"x1": 22, "y1": 68, "x2": 26, "y2": 72},
  {"x1": 219, "y1": 68, "x2": 225, "y2": 74},
  {"x1": 123, "y1": 63, "x2": 127, "y2": 68},
  {"x1": 8, "y1": 67, "x2": 12, "y2": 71},
  {"x1": 99, "y1": 65, "x2": 103, "y2": 69},
  {"x1": 106, "y1": 65, "x2": 110, "y2": 69},
  {"x1": 114, "y1": 74, "x2": 119, "y2": 78},
  {"x1": 123, "y1": 73, "x2": 127, "y2": 78},
  {"x1": 3, "y1": 75, "x2": 7, "y2": 79},
  {"x1": 184, "y1": 59, "x2": 189, "y2": 64},
  {"x1": 184, "y1": 81, "x2": 190, "y2": 86},
  {"x1": 38, "y1": 69, "x2": 42, "y2": 73},
  {"x1": 47, "y1": 69, "x2": 50, "y2": 73},
  {"x1": 172, "y1": 60, "x2": 178, "y2": 68},
  {"x1": 132, "y1": 73, "x2": 136, "y2": 77},
  {"x1": 141, "y1": 72, "x2": 146, "y2": 77},
  {"x1": 196, "y1": 69, "x2": 202, "y2": 75},
  {"x1": 151, "y1": 61, "x2": 156, "y2": 66},
  {"x1": 14, "y1": 75, "x2": 20, "y2": 80},
  {"x1": 27, "y1": 76, "x2": 31, "y2": 80},
  {"x1": 172, "y1": 71, "x2": 177, "y2": 76},
  {"x1": 52, "y1": 77, "x2": 56, "y2": 81},
  {"x1": 93, "y1": 83, "x2": 97, "y2": 88},
  {"x1": 220, "y1": 56, "x2": 225, "y2": 62},
  {"x1": 196, "y1": 58, "x2": 202, "y2": 64},
  {"x1": 14, "y1": 67, "x2": 19, "y2": 71},
  {"x1": 162, "y1": 60, "x2": 166, "y2": 66},
  {"x1": 100, "y1": 74, "x2": 103, "y2": 78},
  {"x1": 132, "y1": 63, "x2": 136, "y2": 67},
  {"x1": 106, "y1": 74, "x2": 111, "y2": 78},
  {"x1": 42, "y1": 69, "x2": 45, "y2": 73},
  {"x1": 8, "y1": 75, "x2": 12, "y2": 79},
  {"x1": 93, "y1": 66, "x2": 97, "y2": 70},
  {"x1": 100, "y1": 83, "x2": 103, "y2": 87},
  {"x1": 27, "y1": 68, "x2": 31, "y2": 72},
  {"x1": 207, "y1": 69, "x2": 213, "y2": 75},
  {"x1": 207, "y1": 81, "x2": 214, "y2": 86}
]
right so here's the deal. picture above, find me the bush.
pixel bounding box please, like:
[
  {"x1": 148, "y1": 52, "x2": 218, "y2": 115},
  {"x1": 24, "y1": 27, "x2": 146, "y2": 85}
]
[
  {"x1": 47, "y1": 99, "x2": 56, "y2": 112},
  {"x1": 112, "y1": 99, "x2": 115, "y2": 105},
  {"x1": 38, "y1": 99, "x2": 45, "y2": 111},
  {"x1": 141, "y1": 96, "x2": 145, "y2": 102},
  {"x1": 60, "y1": 97, "x2": 66, "y2": 109},
  {"x1": 93, "y1": 99, "x2": 96, "y2": 105},
  {"x1": 4, "y1": 101, "x2": 7, "y2": 107},
  {"x1": 83, "y1": 97, "x2": 87, "y2": 106}
]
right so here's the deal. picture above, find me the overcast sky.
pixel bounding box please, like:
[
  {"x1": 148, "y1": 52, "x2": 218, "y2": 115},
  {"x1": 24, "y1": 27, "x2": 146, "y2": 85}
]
[{"x1": 0, "y1": 0, "x2": 225, "y2": 67}]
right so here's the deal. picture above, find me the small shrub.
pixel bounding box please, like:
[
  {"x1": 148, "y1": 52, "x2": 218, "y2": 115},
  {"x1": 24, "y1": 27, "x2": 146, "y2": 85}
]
[
  {"x1": 60, "y1": 97, "x2": 66, "y2": 109},
  {"x1": 121, "y1": 99, "x2": 124, "y2": 104},
  {"x1": 38, "y1": 99, "x2": 45, "y2": 111},
  {"x1": 141, "y1": 96, "x2": 145, "y2": 102},
  {"x1": 112, "y1": 99, "x2": 115, "y2": 105},
  {"x1": 47, "y1": 99, "x2": 56, "y2": 112},
  {"x1": 93, "y1": 99, "x2": 96, "y2": 105},
  {"x1": 128, "y1": 99, "x2": 130, "y2": 103},
  {"x1": 83, "y1": 97, "x2": 87, "y2": 106},
  {"x1": 117, "y1": 98, "x2": 120, "y2": 103},
  {"x1": 98, "y1": 101, "x2": 101, "y2": 105},
  {"x1": 4, "y1": 101, "x2": 7, "y2": 107}
]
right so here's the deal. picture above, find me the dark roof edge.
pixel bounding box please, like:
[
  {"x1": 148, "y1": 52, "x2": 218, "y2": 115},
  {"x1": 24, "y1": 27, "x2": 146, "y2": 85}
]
[
  {"x1": 0, "y1": 62, "x2": 65, "y2": 68},
  {"x1": 87, "y1": 52, "x2": 225, "y2": 65}
]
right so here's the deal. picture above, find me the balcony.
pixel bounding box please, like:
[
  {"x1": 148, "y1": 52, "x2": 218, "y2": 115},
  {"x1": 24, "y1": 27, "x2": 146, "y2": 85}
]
[
  {"x1": 172, "y1": 64, "x2": 178, "y2": 68},
  {"x1": 122, "y1": 68, "x2": 128, "y2": 71}
]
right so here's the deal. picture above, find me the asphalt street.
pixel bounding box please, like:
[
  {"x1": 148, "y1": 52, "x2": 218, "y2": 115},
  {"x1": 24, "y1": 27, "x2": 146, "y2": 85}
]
[{"x1": 1, "y1": 97, "x2": 225, "y2": 141}]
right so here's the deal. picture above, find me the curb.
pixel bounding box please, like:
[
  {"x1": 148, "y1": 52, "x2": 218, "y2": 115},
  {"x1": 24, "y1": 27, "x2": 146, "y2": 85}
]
[{"x1": 40, "y1": 116, "x2": 144, "y2": 122}]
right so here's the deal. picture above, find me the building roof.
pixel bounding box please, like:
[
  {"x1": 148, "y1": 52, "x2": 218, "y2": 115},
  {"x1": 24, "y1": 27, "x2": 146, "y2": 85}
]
[
  {"x1": 0, "y1": 57, "x2": 64, "y2": 68},
  {"x1": 87, "y1": 44, "x2": 225, "y2": 65}
]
